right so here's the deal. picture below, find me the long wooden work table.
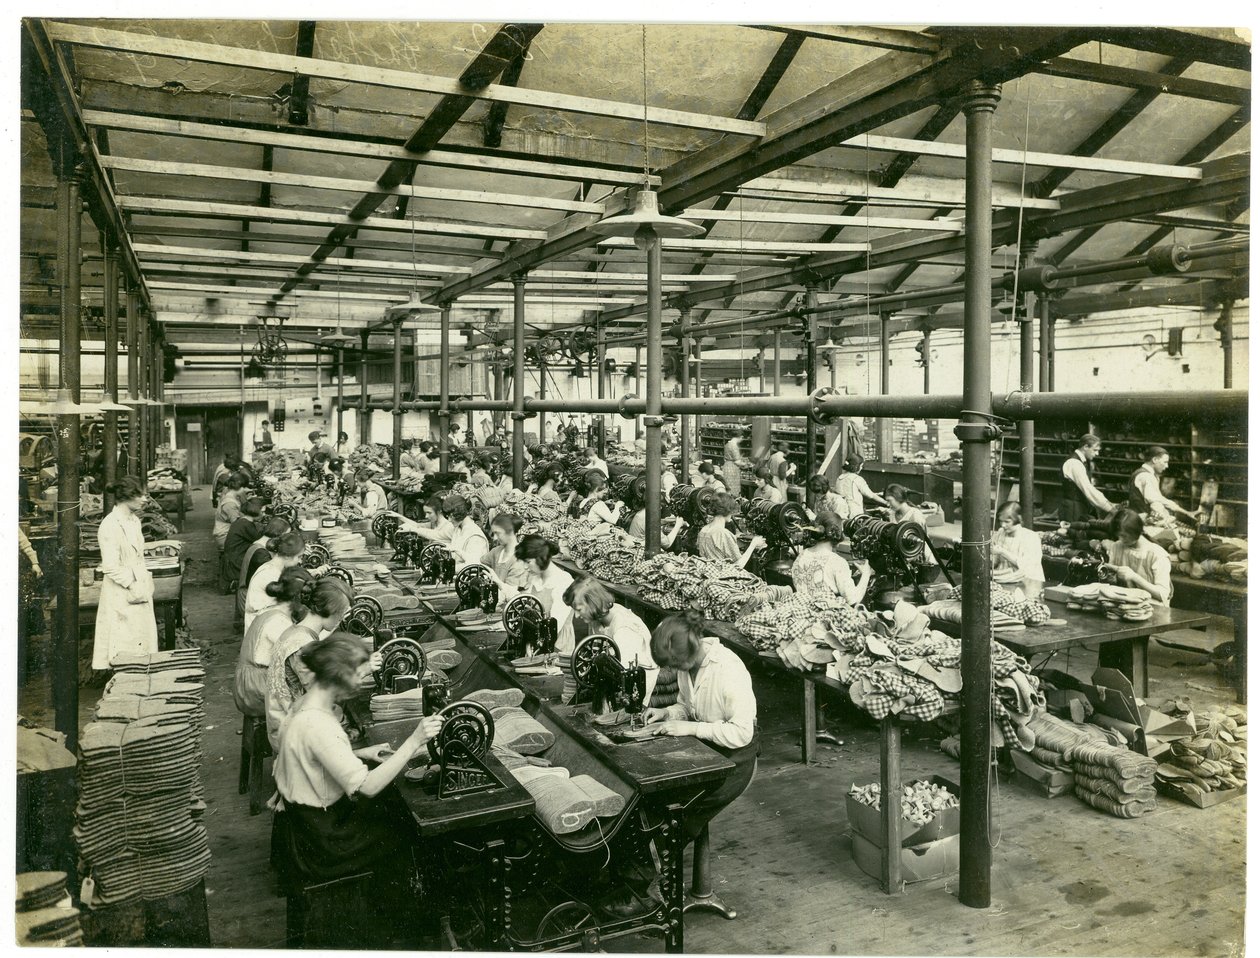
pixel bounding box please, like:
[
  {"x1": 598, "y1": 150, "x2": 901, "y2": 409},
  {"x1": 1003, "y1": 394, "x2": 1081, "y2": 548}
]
[{"x1": 354, "y1": 589, "x2": 735, "y2": 952}]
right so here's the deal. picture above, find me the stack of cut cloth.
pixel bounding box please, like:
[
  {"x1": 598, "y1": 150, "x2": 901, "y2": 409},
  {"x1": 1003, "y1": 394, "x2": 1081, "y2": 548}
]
[
  {"x1": 832, "y1": 602, "x2": 1043, "y2": 748},
  {"x1": 737, "y1": 592, "x2": 872, "y2": 664},
  {"x1": 370, "y1": 689, "x2": 424, "y2": 721},
  {"x1": 355, "y1": 581, "x2": 421, "y2": 611},
  {"x1": 146, "y1": 466, "x2": 186, "y2": 493},
  {"x1": 17, "y1": 720, "x2": 76, "y2": 774},
  {"x1": 1027, "y1": 712, "x2": 1156, "y2": 818},
  {"x1": 495, "y1": 747, "x2": 627, "y2": 836},
  {"x1": 502, "y1": 490, "x2": 567, "y2": 526},
  {"x1": 16, "y1": 872, "x2": 82, "y2": 947},
  {"x1": 251, "y1": 448, "x2": 306, "y2": 476},
  {"x1": 921, "y1": 584, "x2": 1052, "y2": 632},
  {"x1": 1062, "y1": 583, "x2": 1153, "y2": 622},
  {"x1": 74, "y1": 650, "x2": 210, "y2": 907}
]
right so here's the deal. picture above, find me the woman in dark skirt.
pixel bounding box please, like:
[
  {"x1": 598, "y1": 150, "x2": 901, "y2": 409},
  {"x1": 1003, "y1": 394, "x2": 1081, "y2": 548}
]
[{"x1": 271, "y1": 633, "x2": 444, "y2": 947}]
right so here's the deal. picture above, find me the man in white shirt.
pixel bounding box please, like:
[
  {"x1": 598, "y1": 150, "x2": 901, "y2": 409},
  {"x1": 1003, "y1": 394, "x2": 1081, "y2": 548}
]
[
  {"x1": 1128, "y1": 446, "x2": 1200, "y2": 524},
  {"x1": 1060, "y1": 434, "x2": 1113, "y2": 521}
]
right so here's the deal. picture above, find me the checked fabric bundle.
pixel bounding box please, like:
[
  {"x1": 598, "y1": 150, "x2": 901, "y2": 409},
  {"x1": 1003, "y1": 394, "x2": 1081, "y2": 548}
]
[{"x1": 74, "y1": 650, "x2": 211, "y2": 907}]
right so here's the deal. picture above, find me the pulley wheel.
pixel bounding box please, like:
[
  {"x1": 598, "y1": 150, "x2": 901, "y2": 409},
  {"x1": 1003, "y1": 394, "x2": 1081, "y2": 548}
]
[
  {"x1": 454, "y1": 564, "x2": 495, "y2": 606},
  {"x1": 324, "y1": 566, "x2": 355, "y2": 589},
  {"x1": 502, "y1": 594, "x2": 545, "y2": 639},
  {"x1": 377, "y1": 637, "x2": 427, "y2": 687},
  {"x1": 572, "y1": 633, "x2": 620, "y2": 685},
  {"x1": 428, "y1": 699, "x2": 495, "y2": 765},
  {"x1": 300, "y1": 543, "x2": 330, "y2": 570}
]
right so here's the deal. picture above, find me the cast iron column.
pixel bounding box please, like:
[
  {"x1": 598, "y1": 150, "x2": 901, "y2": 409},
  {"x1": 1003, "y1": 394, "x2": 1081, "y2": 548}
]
[
  {"x1": 643, "y1": 235, "x2": 664, "y2": 557},
  {"x1": 957, "y1": 80, "x2": 1000, "y2": 911},
  {"x1": 772, "y1": 331, "x2": 781, "y2": 396},
  {"x1": 595, "y1": 321, "x2": 607, "y2": 457},
  {"x1": 804, "y1": 287, "x2": 819, "y2": 504},
  {"x1": 877, "y1": 315, "x2": 891, "y2": 461},
  {"x1": 1038, "y1": 293, "x2": 1051, "y2": 391},
  {"x1": 391, "y1": 317, "x2": 404, "y2": 478},
  {"x1": 634, "y1": 347, "x2": 643, "y2": 440},
  {"x1": 56, "y1": 166, "x2": 83, "y2": 751},
  {"x1": 439, "y1": 302, "x2": 452, "y2": 471},
  {"x1": 1215, "y1": 300, "x2": 1234, "y2": 388},
  {"x1": 922, "y1": 328, "x2": 931, "y2": 395},
  {"x1": 102, "y1": 243, "x2": 119, "y2": 513},
  {"x1": 511, "y1": 275, "x2": 527, "y2": 487},
  {"x1": 137, "y1": 317, "x2": 148, "y2": 476},
  {"x1": 678, "y1": 307, "x2": 691, "y2": 480},
  {"x1": 359, "y1": 329, "x2": 371, "y2": 444},
  {"x1": 1018, "y1": 248, "x2": 1037, "y2": 514},
  {"x1": 126, "y1": 285, "x2": 139, "y2": 474},
  {"x1": 335, "y1": 344, "x2": 345, "y2": 450},
  {"x1": 537, "y1": 357, "x2": 546, "y2": 450}
]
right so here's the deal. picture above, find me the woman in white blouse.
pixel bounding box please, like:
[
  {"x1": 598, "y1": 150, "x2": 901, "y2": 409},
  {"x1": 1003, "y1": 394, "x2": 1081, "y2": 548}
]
[
  {"x1": 234, "y1": 566, "x2": 312, "y2": 717},
  {"x1": 244, "y1": 531, "x2": 307, "y2": 633},
  {"x1": 92, "y1": 477, "x2": 158, "y2": 670},
  {"x1": 580, "y1": 474, "x2": 623, "y2": 526},
  {"x1": 990, "y1": 501, "x2": 1045, "y2": 600},
  {"x1": 484, "y1": 513, "x2": 531, "y2": 589},
  {"x1": 564, "y1": 577, "x2": 659, "y2": 706},
  {"x1": 751, "y1": 466, "x2": 785, "y2": 504},
  {"x1": 643, "y1": 609, "x2": 758, "y2": 841},
  {"x1": 791, "y1": 513, "x2": 871, "y2": 605},
  {"x1": 513, "y1": 534, "x2": 576, "y2": 654},
  {"x1": 355, "y1": 468, "x2": 389, "y2": 516},
  {"x1": 1102, "y1": 509, "x2": 1173, "y2": 606},
  {"x1": 272, "y1": 633, "x2": 443, "y2": 948},
  {"x1": 442, "y1": 493, "x2": 489, "y2": 567}
]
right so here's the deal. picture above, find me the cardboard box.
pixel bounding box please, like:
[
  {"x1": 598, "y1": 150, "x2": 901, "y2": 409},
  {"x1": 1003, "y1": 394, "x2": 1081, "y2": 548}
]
[
  {"x1": 1040, "y1": 668, "x2": 1195, "y2": 759},
  {"x1": 851, "y1": 831, "x2": 959, "y2": 884},
  {"x1": 845, "y1": 775, "x2": 960, "y2": 848},
  {"x1": 1011, "y1": 751, "x2": 1075, "y2": 798}
]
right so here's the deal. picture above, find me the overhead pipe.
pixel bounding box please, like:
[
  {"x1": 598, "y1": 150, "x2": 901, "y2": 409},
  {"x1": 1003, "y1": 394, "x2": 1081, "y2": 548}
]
[
  {"x1": 102, "y1": 243, "x2": 119, "y2": 513},
  {"x1": 56, "y1": 165, "x2": 83, "y2": 753},
  {"x1": 438, "y1": 302, "x2": 452, "y2": 471},
  {"x1": 391, "y1": 317, "x2": 403, "y2": 478},
  {"x1": 958, "y1": 80, "x2": 1001, "y2": 911},
  {"x1": 512, "y1": 275, "x2": 527, "y2": 488}
]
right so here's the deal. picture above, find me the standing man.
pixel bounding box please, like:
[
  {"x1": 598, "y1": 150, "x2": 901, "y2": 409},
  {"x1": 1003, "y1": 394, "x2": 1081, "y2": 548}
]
[
  {"x1": 1129, "y1": 445, "x2": 1200, "y2": 525},
  {"x1": 255, "y1": 419, "x2": 274, "y2": 452},
  {"x1": 1059, "y1": 434, "x2": 1113, "y2": 522},
  {"x1": 307, "y1": 429, "x2": 335, "y2": 462}
]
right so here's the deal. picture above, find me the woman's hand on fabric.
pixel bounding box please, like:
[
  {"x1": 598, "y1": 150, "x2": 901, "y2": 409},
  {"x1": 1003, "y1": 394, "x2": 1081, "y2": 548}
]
[
  {"x1": 642, "y1": 707, "x2": 669, "y2": 725},
  {"x1": 650, "y1": 721, "x2": 691, "y2": 737}
]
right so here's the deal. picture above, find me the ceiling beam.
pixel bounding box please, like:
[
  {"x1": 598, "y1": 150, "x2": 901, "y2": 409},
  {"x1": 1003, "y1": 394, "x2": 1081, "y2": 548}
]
[
  {"x1": 133, "y1": 244, "x2": 473, "y2": 275},
  {"x1": 482, "y1": 35, "x2": 531, "y2": 148},
  {"x1": 679, "y1": 208, "x2": 964, "y2": 231},
  {"x1": 285, "y1": 20, "x2": 318, "y2": 126},
  {"x1": 596, "y1": 237, "x2": 870, "y2": 254},
  {"x1": 44, "y1": 22, "x2": 765, "y2": 137},
  {"x1": 116, "y1": 196, "x2": 546, "y2": 242},
  {"x1": 99, "y1": 155, "x2": 605, "y2": 214},
  {"x1": 127, "y1": 223, "x2": 500, "y2": 261},
  {"x1": 81, "y1": 109, "x2": 656, "y2": 187},
  {"x1": 1093, "y1": 27, "x2": 1251, "y2": 72},
  {"x1": 739, "y1": 174, "x2": 1061, "y2": 209},
  {"x1": 746, "y1": 24, "x2": 940, "y2": 54},
  {"x1": 1035, "y1": 56, "x2": 1250, "y2": 107},
  {"x1": 1054, "y1": 277, "x2": 1248, "y2": 317}
]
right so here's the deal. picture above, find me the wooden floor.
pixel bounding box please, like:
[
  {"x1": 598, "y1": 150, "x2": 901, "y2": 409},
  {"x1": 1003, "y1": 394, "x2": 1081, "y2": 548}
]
[{"x1": 19, "y1": 491, "x2": 1246, "y2": 955}]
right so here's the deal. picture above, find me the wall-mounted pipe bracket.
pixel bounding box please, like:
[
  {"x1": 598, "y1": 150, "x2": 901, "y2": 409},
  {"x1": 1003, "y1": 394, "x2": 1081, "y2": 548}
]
[
  {"x1": 808, "y1": 386, "x2": 841, "y2": 425},
  {"x1": 617, "y1": 394, "x2": 640, "y2": 420},
  {"x1": 644, "y1": 415, "x2": 677, "y2": 428},
  {"x1": 953, "y1": 420, "x2": 1004, "y2": 443},
  {"x1": 510, "y1": 411, "x2": 534, "y2": 421}
]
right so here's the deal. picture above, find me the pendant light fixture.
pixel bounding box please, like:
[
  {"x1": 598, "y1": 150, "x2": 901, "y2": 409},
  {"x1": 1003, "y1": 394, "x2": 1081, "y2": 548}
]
[
  {"x1": 386, "y1": 207, "x2": 441, "y2": 320},
  {"x1": 321, "y1": 265, "x2": 354, "y2": 347},
  {"x1": 588, "y1": 26, "x2": 702, "y2": 557},
  {"x1": 20, "y1": 388, "x2": 103, "y2": 416}
]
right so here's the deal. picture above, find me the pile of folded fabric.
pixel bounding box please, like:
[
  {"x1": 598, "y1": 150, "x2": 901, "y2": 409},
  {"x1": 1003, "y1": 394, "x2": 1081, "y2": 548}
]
[
  {"x1": 1026, "y1": 712, "x2": 1156, "y2": 818},
  {"x1": 495, "y1": 747, "x2": 627, "y2": 836},
  {"x1": 146, "y1": 466, "x2": 186, "y2": 493},
  {"x1": 370, "y1": 689, "x2": 424, "y2": 722},
  {"x1": 16, "y1": 872, "x2": 82, "y2": 946},
  {"x1": 736, "y1": 593, "x2": 872, "y2": 662},
  {"x1": 1037, "y1": 529, "x2": 1076, "y2": 559},
  {"x1": 920, "y1": 585, "x2": 1051, "y2": 633},
  {"x1": 1062, "y1": 582, "x2": 1154, "y2": 621},
  {"x1": 347, "y1": 443, "x2": 391, "y2": 475},
  {"x1": 502, "y1": 490, "x2": 567, "y2": 527},
  {"x1": 251, "y1": 448, "x2": 306, "y2": 476},
  {"x1": 74, "y1": 650, "x2": 211, "y2": 906}
]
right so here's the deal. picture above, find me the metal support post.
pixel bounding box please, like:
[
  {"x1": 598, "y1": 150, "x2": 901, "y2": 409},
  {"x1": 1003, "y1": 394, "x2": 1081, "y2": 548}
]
[
  {"x1": 56, "y1": 166, "x2": 83, "y2": 752},
  {"x1": 511, "y1": 275, "x2": 527, "y2": 487},
  {"x1": 391, "y1": 318, "x2": 404, "y2": 477},
  {"x1": 877, "y1": 315, "x2": 891, "y2": 461},
  {"x1": 804, "y1": 288, "x2": 819, "y2": 504},
  {"x1": 772, "y1": 331, "x2": 782, "y2": 396},
  {"x1": 922, "y1": 328, "x2": 931, "y2": 395},
  {"x1": 1215, "y1": 300, "x2": 1234, "y2": 388},
  {"x1": 595, "y1": 321, "x2": 607, "y2": 457},
  {"x1": 439, "y1": 302, "x2": 452, "y2": 471},
  {"x1": 678, "y1": 307, "x2": 692, "y2": 480},
  {"x1": 359, "y1": 329, "x2": 371, "y2": 444},
  {"x1": 137, "y1": 318, "x2": 148, "y2": 476},
  {"x1": 102, "y1": 244, "x2": 119, "y2": 512},
  {"x1": 1038, "y1": 294, "x2": 1052, "y2": 391},
  {"x1": 1019, "y1": 301, "x2": 1036, "y2": 512},
  {"x1": 634, "y1": 347, "x2": 643, "y2": 440},
  {"x1": 335, "y1": 345, "x2": 345, "y2": 450},
  {"x1": 957, "y1": 80, "x2": 1001, "y2": 910},
  {"x1": 693, "y1": 341, "x2": 703, "y2": 454},
  {"x1": 644, "y1": 236, "x2": 664, "y2": 557},
  {"x1": 537, "y1": 358, "x2": 546, "y2": 449},
  {"x1": 126, "y1": 286, "x2": 139, "y2": 474}
]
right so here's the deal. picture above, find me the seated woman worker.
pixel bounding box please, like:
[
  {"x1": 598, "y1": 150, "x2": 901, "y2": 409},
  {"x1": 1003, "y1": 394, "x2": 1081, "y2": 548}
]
[
  {"x1": 643, "y1": 610, "x2": 758, "y2": 841},
  {"x1": 271, "y1": 633, "x2": 444, "y2": 949}
]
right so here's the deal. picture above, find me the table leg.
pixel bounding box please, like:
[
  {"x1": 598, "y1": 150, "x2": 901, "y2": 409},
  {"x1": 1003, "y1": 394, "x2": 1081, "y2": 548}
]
[
  {"x1": 1131, "y1": 637, "x2": 1149, "y2": 699},
  {"x1": 801, "y1": 681, "x2": 817, "y2": 764},
  {"x1": 1098, "y1": 639, "x2": 1143, "y2": 694},
  {"x1": 483, "y1": 838, "x2": 508, "y2": 950},
  {"x1": 1235, "y1": 616, "x2": 1246, "y2": 704},
  {"x1": 659, "y1": 803, "x2": 686, "y2": 954},
  {"x1": 879, "y1": 714, "x2": 902, "y2": 895}
]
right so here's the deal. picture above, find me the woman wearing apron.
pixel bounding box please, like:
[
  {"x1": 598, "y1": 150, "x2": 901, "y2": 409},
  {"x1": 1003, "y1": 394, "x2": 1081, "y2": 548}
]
[{"x1": 93, "y1": 477, "x2": 159, "y2": 670}]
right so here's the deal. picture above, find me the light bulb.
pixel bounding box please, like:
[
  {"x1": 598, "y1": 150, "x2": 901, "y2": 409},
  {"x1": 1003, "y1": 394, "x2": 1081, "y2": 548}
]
[{"x1": 633, "y1": 224, "x2": 656, "y2": 252}]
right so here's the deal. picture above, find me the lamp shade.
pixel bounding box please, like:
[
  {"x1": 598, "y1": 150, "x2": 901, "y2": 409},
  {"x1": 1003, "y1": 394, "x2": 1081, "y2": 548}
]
[
  {"x1": 590, "y1": 190, "x2": 705, "y2": 249},
  {"x1": 320, "y1": 329, "x2": 355, "y2": 345},
  {"x1": 385, "y1": 291, "x2": 441, "y2": 319},
  {"x1": 95, "y1": 389, "x2": 133, "y2": 413},
  {"x1": 20, "y1": 388, "x2": 102, "y2": 416}
]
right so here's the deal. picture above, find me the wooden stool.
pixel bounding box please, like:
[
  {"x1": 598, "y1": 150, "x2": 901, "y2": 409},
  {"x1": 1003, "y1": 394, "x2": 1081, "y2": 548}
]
[
  {"x1": 237, "y1": 714, "x2": 272, "y2": 816},
  {"x1": 286, "y1": 871, "x2": 374, "y2": 948},
  {"x1": 683, "y1": 824, "x2": 737, "y2": 920}
]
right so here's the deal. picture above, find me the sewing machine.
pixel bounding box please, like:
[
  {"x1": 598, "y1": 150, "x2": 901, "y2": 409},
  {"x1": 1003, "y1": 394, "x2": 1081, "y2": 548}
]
[
  {"x1": 843, "y1": 514, "x2": 953, "y2": 604},
  {"x1": 744, "y1": 499, "x2": 810, "y2": 583},
  {"x1": 571, "y1": 634, "x2": 648, "y2": 729},
  {"x1": 454, "y1": 564, "x2": 500, "y2": 615},
  {"x1": 418, "y1": 543, "x2": 457, "y2": 586},
  {"x1": 501, "y1": 594, "x2": 559, "y2": 659}
]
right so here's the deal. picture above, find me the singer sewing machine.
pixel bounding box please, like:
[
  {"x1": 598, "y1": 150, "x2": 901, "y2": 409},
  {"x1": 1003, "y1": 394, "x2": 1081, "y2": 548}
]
[
  {"x1": 501, "y1": 594, "x2": 559, "y2": 660},
  {"x1": 418, "y1": 543, "x2": 458, "y2": 587},
  {"x1": 744, "y1": 499, "x2": 810, "y2": 583},
  {"x1": 454, "y1": 564, "x2": 500, "y2": 615},
  {"x1": 571, "y1": 634, "x2": 647, "y2": 730}
]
